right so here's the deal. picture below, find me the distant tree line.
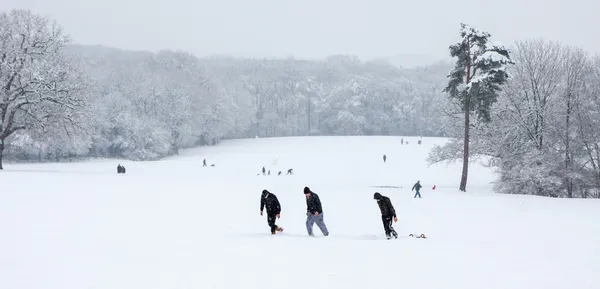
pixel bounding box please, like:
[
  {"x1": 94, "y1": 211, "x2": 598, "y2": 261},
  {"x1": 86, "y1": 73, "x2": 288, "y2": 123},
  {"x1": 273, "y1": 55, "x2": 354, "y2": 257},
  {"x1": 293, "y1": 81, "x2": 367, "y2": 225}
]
[{"x1": 1, "y1": 9, "x2": 450, "y2": 167}]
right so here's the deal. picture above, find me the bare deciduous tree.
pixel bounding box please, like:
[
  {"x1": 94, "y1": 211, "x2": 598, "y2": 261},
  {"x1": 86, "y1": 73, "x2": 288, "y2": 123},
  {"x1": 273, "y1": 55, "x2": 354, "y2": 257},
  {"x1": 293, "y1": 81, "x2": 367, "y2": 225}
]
[{"x1": 0, "y1": 10, "x2": 84, "y2": 169}]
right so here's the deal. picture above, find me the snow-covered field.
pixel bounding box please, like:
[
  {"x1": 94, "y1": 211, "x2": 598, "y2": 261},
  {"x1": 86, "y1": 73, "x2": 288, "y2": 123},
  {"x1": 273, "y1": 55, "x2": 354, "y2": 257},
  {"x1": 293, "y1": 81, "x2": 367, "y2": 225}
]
[{"x1": 1, "y1": 136, "x2": 599, "y2": 289}]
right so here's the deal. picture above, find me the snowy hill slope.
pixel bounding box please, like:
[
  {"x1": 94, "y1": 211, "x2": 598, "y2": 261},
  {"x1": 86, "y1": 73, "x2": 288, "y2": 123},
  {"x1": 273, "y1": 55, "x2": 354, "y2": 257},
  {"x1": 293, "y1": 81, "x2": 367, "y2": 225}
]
[{"x1": 1, "y1": 136, "x2": 599, "y2": 289}]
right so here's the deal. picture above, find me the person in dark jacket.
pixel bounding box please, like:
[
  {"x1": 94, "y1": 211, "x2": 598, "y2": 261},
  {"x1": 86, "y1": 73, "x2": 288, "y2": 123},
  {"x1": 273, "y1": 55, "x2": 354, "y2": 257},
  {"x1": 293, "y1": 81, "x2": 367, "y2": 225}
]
[
  {"x1": 412, "y1": 180, "x2": 422, "y2": 198},
  {"x1": 383, "y1": 154, "x2": 387, "y2": 163},
  {"x1": 374, "y1": 192, "x2": 398, "y2": 239},
  {"x1": 260, "y1": 190, "x2": 283, "y2": 235},
  {"x1": 304, "y1": 187, "x2": 329, "y2": 236}
]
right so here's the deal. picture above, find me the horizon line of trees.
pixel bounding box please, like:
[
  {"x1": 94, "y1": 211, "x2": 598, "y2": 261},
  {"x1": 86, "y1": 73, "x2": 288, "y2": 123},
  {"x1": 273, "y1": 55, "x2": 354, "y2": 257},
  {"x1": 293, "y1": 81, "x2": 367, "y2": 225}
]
[{"x1": 1, "y1": 9, "x2": 451, "y2": 167}]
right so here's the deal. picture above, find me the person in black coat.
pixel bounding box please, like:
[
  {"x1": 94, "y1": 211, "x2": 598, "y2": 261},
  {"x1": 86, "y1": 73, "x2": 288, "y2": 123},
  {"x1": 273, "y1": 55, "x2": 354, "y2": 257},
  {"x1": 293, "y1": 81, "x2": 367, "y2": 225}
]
[
  {"x1": 304, "y1": 187, "x2": 329, "y2": 236},
  {"x1": 260, "y1": 190, "x2": 283, "y2": 234},
  {"x1": 374, "y1": 192, "x2": 398, "y2": 239}
]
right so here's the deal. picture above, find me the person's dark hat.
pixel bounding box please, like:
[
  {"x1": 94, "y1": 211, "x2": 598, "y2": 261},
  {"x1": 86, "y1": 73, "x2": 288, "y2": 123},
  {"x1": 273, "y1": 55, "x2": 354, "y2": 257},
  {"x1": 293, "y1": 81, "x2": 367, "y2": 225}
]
[
  {"x1": 303, "y1": 187, "x2": 311, "y2": 194},
  {"x1": 374, "y1": 192, "x2": 382, "y2": 199},
  {"x1": 262, "y1": 190, "x2": 269, "y2": 198}
]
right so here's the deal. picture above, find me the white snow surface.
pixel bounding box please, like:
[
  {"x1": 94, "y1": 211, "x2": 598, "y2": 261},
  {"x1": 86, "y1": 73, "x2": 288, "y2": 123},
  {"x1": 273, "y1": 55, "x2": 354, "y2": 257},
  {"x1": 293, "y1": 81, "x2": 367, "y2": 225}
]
[{"x1": 1, "y1": 136, "x2": 599, "y2": 289}]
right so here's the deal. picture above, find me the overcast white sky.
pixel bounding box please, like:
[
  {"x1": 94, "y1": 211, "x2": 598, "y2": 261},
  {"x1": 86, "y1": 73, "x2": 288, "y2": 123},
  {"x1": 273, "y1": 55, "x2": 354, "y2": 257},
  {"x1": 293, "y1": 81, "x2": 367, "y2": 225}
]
[{"x1": 2, "y1": 0, "x2": 599, "y2": 64}]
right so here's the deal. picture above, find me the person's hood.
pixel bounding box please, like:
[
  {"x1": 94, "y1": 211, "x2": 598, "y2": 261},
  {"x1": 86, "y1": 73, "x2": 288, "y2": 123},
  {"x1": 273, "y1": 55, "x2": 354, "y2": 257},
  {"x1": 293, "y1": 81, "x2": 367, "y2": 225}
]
[{"x1": 373, "y1": 192, "x2": 382, "y2": 199}]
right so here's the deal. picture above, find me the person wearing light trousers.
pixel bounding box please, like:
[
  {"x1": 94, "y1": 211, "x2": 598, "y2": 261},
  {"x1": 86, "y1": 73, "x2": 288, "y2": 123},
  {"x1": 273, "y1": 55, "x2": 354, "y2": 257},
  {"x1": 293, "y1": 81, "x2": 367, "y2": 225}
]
[{"x1": 303, "y1": 187, "x2": 329, "y2": 236}]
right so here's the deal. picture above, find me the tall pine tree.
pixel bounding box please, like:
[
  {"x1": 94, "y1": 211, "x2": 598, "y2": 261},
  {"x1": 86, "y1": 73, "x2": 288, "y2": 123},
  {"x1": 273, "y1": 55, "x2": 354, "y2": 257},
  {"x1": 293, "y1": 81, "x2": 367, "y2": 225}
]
[{"x1": 444, "y1": 23, "x2": 513, "y2": 191}]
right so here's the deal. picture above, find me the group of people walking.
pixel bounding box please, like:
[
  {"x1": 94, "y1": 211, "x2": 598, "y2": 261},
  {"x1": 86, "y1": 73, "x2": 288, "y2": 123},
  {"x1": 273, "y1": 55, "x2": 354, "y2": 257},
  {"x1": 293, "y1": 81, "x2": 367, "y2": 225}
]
[
  {"x1": 260, "y1": 181, "x2": 424, "y2": 239},
  {"x1": 260, "y1": 187, "x2": 329, "y2": 237}
]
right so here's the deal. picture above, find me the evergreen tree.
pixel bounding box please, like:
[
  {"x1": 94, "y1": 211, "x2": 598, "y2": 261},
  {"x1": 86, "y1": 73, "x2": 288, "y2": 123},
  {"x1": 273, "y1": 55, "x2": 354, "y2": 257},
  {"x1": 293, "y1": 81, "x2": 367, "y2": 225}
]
[{"x1": 443, "y1": 23, "x2": 513, "y2": 191}]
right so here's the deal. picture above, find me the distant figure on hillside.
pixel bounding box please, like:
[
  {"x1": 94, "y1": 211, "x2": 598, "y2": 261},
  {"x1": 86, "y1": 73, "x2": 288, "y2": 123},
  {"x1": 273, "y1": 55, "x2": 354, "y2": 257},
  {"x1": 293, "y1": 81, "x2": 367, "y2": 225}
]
[
  {"x1": 401, "y1": 138, "x2": 404, "y2": 145},
  {"x1": 418, "y1": 140, "x2": 422, "y2": 145},
  {"x1": 262, "y1": 166, "x2": 266, "y2": 175},
  {"x1": 117, "y1": 164, "x2": 124, "y2": 174},
  {"x1": 278, "y1": 171, "x2": 282, "y2": 175},
  {"x1": 383, "y1": 154, "x2": 387, "y2": 163},
  {"x1": 304, "y1": 187, "x2": 329, "y2": 236},
  {"x1": 412, "y1": 180, "x2": 422, "y2": 198},
  {"x1": 203, "y1": 158, "x2": 207, "y2": 167},
  {"x1": 268, "y1": 170, "x2": 271, "y2": 175},
  {"x1": 260, "y1": 190, "x2": 283, "y2": 235},
  {"x1": 373, "y1": 192, "x2": 398, "y2": 239},
  {"x1": 287, "y1": 168, "x2": 293, "y2": 175}
]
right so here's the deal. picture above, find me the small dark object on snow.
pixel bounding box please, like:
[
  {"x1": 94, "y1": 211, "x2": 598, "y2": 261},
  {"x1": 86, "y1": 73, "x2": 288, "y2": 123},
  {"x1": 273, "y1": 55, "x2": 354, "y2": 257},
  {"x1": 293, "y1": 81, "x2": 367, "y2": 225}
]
[
  {"x1": 401, "y1": 138, "x2": 404, "y2": 145},
  {"x1": 268, "y1": 170, "x2": 271, "y2": 175},
  {"x1": 117, "y1": 164, "x2": 126, "y2": 174},
  {"x1": 286, "y1": 168, "x2": 293, "y2": 175},
  {"x1": 409, "y1": 233, "x2": 427, "y2": 239},
  {"x1": 278, "y1": 171, "x2": 282, "y2": 175},
  {"x1": 211, "y1": 164, "x2": 215, "y2": 167},
  {"x1": 383, "y1": 154, "x2": 387, "y2": 163},
  {"x1": 203, "y1": 158, "x2": 207, "y2": 167},
  {"x1": 262, "y1": 166, "x2": 266, "y2": 175},
  {"x1": 370, "y1": 185, "x2": 402, "y2": 189},
  {"x1": 418, "y1": 140, "x2": 422, "y2": 145}
]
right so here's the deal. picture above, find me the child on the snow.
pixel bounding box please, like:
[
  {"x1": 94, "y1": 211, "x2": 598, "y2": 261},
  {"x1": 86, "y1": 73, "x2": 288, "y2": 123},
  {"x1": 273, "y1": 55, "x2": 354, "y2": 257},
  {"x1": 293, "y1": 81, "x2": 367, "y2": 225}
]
[
  {"x1": 304, "y1": 187, "x2": 329, "y2": 236},
  {"x1": 412, "y1": 180, "x2": 422, "y2": 198},
  {"x1": 374, "y1": 192, "x2": 398, "y2": 239},
  {"x1": 260, "y1": 190, "x2": 283, "y2": 235}
]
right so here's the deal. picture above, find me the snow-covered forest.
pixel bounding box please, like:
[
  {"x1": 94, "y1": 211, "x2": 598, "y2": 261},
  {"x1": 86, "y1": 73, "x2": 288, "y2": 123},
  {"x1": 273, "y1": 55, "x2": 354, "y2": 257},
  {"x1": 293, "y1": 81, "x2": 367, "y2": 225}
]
[
  {"x1": 2, "y1": 9, "x2": 600, "y2": 198},
  {"x1": 0, "y1": 9, "x2": 450, "y2": 164},
  {"x1": 429, "y1": 37, "x2": 600, "y2": 198}
]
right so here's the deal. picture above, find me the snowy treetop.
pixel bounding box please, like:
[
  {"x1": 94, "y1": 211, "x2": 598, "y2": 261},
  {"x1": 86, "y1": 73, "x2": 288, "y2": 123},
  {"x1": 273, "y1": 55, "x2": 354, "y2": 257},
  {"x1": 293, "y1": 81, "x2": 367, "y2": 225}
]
[{"x1": 460, "y1": 23, "x2": 491, "y2": 40}]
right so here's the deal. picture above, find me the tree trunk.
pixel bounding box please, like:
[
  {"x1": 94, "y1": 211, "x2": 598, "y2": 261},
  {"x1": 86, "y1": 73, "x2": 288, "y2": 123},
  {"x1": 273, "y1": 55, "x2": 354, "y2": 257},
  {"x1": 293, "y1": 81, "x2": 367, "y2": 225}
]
[
  {"x1": 0, "y1": 139, "x2": 4, "y2": 170},
  {"x1": 307, "y1": 95, "x2": 311, "y2": 136},
  {"x1": 565, "y1": 93, "x2": 573, "y2": 198},
  {"x1": 460, "y1": 107, "x2": 470, "y2": 191},
  {"x1": 460, "y1": 41, "x2": 472, "y2": 192}
]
